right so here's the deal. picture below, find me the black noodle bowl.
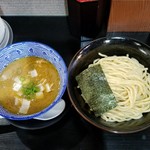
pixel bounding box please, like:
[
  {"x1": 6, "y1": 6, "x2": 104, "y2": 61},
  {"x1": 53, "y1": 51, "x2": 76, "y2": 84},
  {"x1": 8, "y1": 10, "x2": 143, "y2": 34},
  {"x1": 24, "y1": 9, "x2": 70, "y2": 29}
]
[{"x1": 67, "y1": 37, "x2": 150, "y2": 134}]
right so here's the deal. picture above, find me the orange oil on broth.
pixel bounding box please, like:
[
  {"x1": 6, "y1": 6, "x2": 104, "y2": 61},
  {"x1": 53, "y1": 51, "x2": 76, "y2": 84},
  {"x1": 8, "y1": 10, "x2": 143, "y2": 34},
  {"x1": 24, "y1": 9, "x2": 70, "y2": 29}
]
[{"x1": 0, "y1": 56, "x2": 60, "y2": 115}]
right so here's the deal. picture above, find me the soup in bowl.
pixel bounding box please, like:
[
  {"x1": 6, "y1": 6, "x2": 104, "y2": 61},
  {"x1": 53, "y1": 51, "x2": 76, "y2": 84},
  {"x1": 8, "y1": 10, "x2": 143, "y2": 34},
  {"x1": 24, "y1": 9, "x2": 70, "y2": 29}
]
[{"x1": 0, "y1": 42, "x2": 68, "y2": 120}]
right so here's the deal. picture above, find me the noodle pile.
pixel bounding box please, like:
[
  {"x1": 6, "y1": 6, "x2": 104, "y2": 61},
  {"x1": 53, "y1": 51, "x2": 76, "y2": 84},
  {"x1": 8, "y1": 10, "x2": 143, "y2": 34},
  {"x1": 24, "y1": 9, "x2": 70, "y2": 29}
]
[{"x1": 90, "y1": 53, "x2": 150, "y2": 122}]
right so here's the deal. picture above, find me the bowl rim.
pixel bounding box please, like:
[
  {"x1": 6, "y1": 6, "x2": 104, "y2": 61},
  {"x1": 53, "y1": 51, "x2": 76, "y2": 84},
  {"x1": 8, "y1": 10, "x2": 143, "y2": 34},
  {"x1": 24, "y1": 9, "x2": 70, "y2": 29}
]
[{"x1": 67, "y1": 36, "x2": 150, "y2": 134}]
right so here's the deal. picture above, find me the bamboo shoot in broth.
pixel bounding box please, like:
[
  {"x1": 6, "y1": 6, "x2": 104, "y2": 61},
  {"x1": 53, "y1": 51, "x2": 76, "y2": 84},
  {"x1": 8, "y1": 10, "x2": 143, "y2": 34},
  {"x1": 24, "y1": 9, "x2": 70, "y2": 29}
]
[{"x1": 0, "y1": 56, "x2": 60, "y2": 115}]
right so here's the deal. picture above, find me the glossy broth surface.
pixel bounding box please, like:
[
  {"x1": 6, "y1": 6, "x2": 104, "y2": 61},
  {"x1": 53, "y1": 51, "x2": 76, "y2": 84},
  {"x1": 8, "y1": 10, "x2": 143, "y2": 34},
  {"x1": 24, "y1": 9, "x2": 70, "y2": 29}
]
[{"x1": 0, "y1": 56, "x2": 60, "y2": 115}]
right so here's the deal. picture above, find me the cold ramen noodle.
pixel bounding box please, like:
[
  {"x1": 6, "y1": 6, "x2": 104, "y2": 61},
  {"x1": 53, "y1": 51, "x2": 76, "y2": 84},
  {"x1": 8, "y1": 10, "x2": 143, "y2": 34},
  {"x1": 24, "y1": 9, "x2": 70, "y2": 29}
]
[
  {"x1": 76, "y1": 53, "x2": 150, "y2": 122},
  {"x1": 0, "y1": 56, "x2": 60, "y2": 115}
]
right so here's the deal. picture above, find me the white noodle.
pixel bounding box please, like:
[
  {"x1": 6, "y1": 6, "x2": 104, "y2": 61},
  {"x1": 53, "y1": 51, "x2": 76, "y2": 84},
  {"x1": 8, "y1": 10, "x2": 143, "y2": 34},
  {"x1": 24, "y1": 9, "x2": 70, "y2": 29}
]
[{"x1": 91, "y1": 53, "x2": 150, "y2": 122}]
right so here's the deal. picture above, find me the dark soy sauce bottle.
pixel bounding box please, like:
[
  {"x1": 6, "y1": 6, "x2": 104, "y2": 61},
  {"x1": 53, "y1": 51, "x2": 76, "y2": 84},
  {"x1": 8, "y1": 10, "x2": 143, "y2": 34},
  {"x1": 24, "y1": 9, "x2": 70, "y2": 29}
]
[{"x1": 67, "y1": 0, "x2": 111, "y2": 38}]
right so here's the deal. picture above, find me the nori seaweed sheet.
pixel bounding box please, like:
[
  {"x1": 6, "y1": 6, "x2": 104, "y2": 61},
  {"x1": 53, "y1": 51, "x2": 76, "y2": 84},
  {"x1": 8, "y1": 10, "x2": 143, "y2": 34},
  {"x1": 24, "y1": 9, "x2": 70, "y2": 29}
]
[{"x1": 76, "y1": 64, "x2": 117, "y2": 117}]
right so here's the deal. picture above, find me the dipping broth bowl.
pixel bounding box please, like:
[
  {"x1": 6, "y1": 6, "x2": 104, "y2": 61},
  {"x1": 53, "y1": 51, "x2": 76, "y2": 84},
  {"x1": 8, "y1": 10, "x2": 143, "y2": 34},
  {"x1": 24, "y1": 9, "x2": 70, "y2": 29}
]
[{"x1": 0, "y1": 42, "x2": 68, "y2": 120}]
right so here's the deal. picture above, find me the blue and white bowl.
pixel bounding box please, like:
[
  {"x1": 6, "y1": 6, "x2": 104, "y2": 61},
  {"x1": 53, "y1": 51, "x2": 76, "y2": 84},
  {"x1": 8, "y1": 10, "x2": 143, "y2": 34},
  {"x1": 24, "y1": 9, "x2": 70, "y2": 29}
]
[{"x1": 0, "y1": 42, "x2": 68, "y2": 120}]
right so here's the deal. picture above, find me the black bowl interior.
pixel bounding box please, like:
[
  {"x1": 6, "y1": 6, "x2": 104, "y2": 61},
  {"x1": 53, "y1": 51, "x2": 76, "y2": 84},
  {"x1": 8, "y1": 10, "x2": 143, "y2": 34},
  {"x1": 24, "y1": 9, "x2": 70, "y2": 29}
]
[{"x1": 67, "y1": 37, "x2": 150, "y2": 134}]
